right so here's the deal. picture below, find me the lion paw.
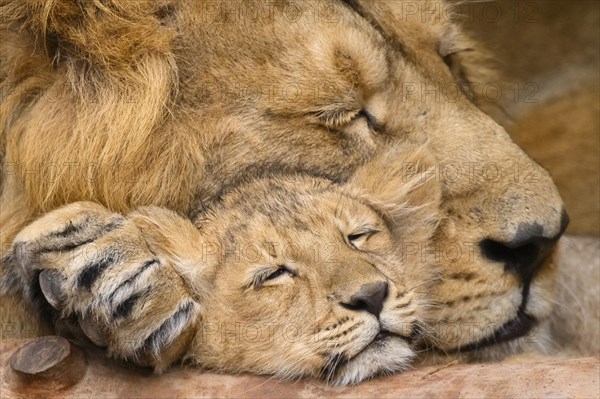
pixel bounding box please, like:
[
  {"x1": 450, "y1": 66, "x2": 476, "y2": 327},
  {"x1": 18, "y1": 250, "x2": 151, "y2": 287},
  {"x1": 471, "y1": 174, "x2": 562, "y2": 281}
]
[{"x1": 12, "y1": 202, "x2": 199, "y2": 370}]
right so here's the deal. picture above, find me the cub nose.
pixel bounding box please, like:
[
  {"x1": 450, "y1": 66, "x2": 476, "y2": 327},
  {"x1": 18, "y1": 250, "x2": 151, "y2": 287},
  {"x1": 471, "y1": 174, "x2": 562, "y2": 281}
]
[
  {"x1": 480, "y1": 210, "x2": 569, "y2": 282},
  {"x1": 341, "y1": 281, "x2": 388, "y2": 318}
]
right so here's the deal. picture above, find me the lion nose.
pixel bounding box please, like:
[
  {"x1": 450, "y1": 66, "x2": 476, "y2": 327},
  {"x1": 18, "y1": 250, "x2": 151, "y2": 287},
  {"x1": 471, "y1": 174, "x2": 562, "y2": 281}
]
[
  {"x1": 341, "y1": 281, "x2": 388, "y2": 318},
  {"x1": 480, "y1": 209, "x2": 569, "y2": 282}
]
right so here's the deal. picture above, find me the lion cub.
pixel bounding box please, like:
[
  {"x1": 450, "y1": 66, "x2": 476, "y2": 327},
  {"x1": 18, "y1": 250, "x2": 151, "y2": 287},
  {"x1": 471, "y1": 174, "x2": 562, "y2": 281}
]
[{"x1": 8, "y1": 148, "x2": 440, "y2": 385}]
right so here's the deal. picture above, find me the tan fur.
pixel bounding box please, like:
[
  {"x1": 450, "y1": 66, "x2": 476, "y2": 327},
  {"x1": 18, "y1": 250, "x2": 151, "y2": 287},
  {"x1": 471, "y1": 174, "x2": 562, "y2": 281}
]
[
  {"x1": 0, "y1": 0, "x2": 571, "y2": 382},
  {"x1": 7, "y1": 149, "x2": 441, "y2": 384}
]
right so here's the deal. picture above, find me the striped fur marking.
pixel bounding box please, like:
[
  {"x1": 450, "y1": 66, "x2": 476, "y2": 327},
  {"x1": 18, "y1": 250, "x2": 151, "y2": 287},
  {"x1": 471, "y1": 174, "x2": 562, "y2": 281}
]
[
  {"x1": 112, "y1": 288, "x2": 150, "y2": 320},
  {"x1": 77, "y1": 253, "x2": 118, "y2": 290},
  {"x1": 39, "y1": 217, "x2": 125, "y2": 254},
  {"x1": 142, "y1": 300, "x2": 196, "y2": 355}
]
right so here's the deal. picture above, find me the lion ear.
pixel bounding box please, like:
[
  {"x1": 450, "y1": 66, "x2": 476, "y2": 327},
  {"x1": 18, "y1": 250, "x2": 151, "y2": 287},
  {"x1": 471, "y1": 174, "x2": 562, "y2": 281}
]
[
  {"x1": 1, "y1": 0, "x2": 175, "y2": 70},
  {"x1": 346, "y1": 145, "x2": 442, "y2": 234}
]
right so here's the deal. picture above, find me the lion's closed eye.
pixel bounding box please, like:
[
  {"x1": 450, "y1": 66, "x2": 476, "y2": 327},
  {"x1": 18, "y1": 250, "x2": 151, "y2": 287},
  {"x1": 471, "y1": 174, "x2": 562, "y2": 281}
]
[{"x1": 351, "y1": 110, "x2": 383, "y2": 134}]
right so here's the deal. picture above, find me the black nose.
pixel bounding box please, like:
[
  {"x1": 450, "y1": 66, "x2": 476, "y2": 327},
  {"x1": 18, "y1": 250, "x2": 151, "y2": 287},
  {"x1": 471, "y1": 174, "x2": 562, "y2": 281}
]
[
  {"x1": 342, "y1": 281, "x2": 388, "y2": 318},
  {"x1": 480, "y1": 210, "x2": 569, "y2": 282}
]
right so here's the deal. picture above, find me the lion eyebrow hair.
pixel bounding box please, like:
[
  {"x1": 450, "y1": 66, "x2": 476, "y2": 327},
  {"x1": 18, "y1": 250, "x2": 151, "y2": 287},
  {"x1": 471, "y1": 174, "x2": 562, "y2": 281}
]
[{"x1": 339, "y1": 0, "x2": 407, "y2": 56}]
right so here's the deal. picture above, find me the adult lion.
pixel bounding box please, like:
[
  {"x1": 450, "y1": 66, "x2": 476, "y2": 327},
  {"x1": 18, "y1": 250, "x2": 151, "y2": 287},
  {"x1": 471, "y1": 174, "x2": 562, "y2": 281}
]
[{"x1": 0, "y1": 0, "x2": 567, "y2": 383}]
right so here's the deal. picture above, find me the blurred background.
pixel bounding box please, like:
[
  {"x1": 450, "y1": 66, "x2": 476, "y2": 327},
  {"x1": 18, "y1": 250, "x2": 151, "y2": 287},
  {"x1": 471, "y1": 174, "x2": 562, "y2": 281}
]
[{"x1": 460, "y1": 0, "x2": 599, "y2": 236}]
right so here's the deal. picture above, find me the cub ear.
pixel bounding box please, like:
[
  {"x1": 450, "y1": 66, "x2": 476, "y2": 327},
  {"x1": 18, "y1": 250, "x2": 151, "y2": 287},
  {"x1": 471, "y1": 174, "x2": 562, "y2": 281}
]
[
  {"x1": 346, "y1": 144, "x2": 442, "y2": 236},
  {"x1": 1, "y1": 0, "x2": 175, "y2": 74}
]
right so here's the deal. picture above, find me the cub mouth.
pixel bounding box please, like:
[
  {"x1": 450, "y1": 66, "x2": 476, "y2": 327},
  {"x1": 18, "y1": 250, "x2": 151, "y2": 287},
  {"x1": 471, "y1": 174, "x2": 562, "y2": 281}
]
[
  {"x1": 373, "y1": 329, "x2": 413, "y2": 344},
  {"x1": 373, "y1": 330, "x2": 396, "y2": 343},
  {"x1": 330, "y1": 329, "x2": 406, "y2": 370},
  {"x1": 457, "y1": 312, "x2": 537, "y2": 352},
  {"x1": 324, "y1": 329, "x2": 414, "y2": 384}
]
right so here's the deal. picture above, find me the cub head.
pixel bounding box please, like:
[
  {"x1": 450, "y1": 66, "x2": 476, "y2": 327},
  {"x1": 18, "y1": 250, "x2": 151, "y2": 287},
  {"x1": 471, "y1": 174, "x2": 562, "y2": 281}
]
[{"x1": 183, "y1": 148, "x2": 441, "y2": 384}]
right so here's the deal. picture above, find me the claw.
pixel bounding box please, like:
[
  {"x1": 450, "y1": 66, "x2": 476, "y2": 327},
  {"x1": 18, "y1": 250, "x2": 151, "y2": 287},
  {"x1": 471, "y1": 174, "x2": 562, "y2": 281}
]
[
  {"x1": 78, "y1": 315, "x2": 109, "y2": 347},
  {"x1": 39, "y1": 270, "x2": 66, "y2": 309}
]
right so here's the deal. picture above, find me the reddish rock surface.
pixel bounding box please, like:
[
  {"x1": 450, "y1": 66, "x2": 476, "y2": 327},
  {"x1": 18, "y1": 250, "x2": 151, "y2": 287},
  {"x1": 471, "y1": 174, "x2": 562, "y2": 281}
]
[{"x1": 1, "y1": 338, "x2": 598, "y2": 398}]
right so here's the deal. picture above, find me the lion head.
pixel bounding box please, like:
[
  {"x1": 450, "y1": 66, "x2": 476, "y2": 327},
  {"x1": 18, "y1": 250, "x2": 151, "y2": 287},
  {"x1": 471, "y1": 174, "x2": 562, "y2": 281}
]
[{"x1": 1, "y1": 0, "x2": 566, "y2": 373}]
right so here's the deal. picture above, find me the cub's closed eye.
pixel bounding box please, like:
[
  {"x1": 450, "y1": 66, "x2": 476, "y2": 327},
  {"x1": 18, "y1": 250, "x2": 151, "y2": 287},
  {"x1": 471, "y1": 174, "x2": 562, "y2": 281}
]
[
  {"x1": 348, "y1": 232, "x2": 369, "y2": 242},
  {"x1": 347, "y1": 229, "x2": 379, "y2": 249},
  {"x1": 252, "y1": 265, "x2": 296, "y2": 289},
  {"x1": 265, "y1": 267, "x2": 288, "y2": 281}
]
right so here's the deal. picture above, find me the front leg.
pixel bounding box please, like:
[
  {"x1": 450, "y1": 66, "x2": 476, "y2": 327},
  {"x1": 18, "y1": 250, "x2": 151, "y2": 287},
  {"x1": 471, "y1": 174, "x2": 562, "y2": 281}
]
[{"x1": 11, "y1": 202, "x2": 203, "y2": 371}]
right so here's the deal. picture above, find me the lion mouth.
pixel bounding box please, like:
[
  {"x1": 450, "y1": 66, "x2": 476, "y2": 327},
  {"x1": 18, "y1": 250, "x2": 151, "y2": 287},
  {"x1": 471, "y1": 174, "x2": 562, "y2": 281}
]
[
  {"x1": 454, "y1": 263, "x2": 543, "y2": 353},
  {"x1": 457, "y1": 312, "x2": 537, "y2": 352}
]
